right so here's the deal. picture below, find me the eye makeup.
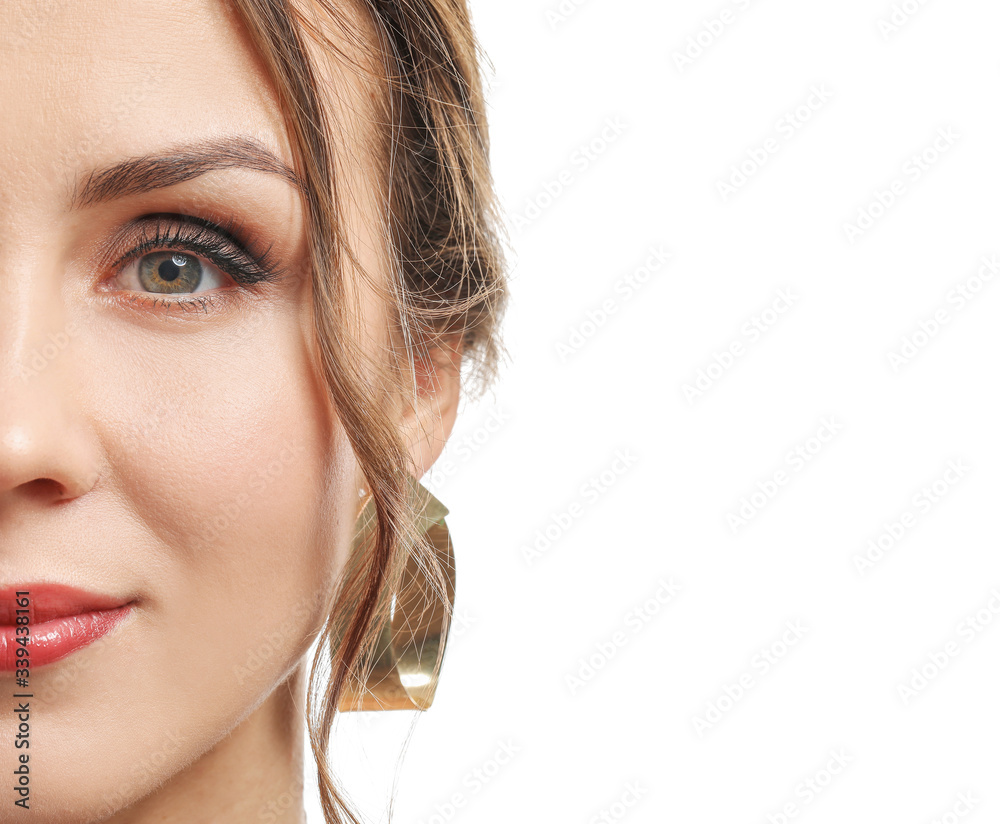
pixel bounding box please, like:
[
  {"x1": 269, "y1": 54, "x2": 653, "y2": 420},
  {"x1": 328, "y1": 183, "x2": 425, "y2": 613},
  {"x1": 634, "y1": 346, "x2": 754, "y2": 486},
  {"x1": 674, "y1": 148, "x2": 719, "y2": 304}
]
[{"x1": 97, "y1": 211, "x2": 289, "y2": 314}]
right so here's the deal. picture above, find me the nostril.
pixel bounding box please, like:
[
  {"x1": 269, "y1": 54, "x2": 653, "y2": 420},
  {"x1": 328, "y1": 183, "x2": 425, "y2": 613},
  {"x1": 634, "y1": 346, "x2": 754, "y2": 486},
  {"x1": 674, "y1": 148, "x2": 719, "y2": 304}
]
[
  {"x1": 0, "y1": 413, "x2": 104, "y2": 503},
  {"x1": 21, "y1": 477, "x2": 75, "y2": 502}
]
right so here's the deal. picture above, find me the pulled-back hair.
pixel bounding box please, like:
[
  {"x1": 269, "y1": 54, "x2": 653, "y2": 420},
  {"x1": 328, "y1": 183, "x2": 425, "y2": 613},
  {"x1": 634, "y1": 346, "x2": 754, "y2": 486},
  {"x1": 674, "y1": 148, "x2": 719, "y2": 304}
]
[{"x1": 227, "y1": 0, "x2": 506, "y2": 820}]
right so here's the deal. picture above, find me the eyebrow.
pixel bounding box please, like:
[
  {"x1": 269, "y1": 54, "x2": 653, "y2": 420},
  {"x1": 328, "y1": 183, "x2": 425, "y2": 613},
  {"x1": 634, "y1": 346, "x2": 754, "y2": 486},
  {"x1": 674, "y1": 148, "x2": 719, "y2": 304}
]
[{"x1": 71, "y1": 136, "x2": 302, "y2": 208}]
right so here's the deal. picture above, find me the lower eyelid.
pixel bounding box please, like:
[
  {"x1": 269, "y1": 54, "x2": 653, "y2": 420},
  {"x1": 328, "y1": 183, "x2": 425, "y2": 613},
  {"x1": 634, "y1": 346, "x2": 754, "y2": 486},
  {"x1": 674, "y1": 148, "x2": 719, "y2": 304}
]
[
  {"x1": 108, "y1": 289, "x2": 229, "y2": 317},
  {"x1": 96, "y1": 231, "x2": 284, "y2": 319}
]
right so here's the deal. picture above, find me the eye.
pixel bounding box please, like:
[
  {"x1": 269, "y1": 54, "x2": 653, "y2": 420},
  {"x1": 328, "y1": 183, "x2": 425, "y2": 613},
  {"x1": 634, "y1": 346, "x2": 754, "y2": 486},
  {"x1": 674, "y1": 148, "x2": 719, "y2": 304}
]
[
  {"x1": 119, "y1": 251, "x2": 230, "y2": 295},
  {"x1": 98, "y1": 213, "x2": 288, "y2": 314}
]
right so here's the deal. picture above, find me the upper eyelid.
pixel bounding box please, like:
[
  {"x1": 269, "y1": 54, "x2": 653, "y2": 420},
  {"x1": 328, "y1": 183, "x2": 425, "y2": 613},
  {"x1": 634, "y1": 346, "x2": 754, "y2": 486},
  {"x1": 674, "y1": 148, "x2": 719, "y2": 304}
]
[
  {"x1": 111, "y1": 225, "x2": 246, "y2": 275},
  {"x1": 104, "y1": 214, "x2": 284, "y2": 286},
  {"x1": 109, "y1": 215, "x2": 246, "y2": 265}
]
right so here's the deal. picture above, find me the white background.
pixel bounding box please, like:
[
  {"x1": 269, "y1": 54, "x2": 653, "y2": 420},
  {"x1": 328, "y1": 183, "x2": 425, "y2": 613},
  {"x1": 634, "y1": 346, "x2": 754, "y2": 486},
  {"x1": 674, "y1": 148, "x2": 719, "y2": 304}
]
[{"x1": 309, "y1": 1, "x2": 1000, "y2": 822}]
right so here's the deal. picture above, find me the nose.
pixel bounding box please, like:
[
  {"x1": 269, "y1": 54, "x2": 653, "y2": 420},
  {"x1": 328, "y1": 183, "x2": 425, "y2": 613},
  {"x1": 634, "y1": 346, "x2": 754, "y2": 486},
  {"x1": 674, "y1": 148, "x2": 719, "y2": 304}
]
[
  {"x1": 0, "y1": 264, "x2": 102, "y2": 506},
  {"x1": 0, "y1": 419, "x2": 100, "y2": 503}
]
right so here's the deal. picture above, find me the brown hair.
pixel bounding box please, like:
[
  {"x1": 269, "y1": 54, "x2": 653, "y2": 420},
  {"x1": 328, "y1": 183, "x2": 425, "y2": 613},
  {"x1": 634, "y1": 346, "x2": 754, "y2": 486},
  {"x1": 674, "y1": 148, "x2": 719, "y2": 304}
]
[{"x1": 227, "y1": 0, "x2": 506, "y2": 820}]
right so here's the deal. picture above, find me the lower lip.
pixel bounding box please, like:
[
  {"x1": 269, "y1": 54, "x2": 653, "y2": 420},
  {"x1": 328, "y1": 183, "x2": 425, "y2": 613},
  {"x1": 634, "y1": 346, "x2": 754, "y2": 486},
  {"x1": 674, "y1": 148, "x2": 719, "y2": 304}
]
[{"x1": 0, "y1": 605, "x2": 133, "y2": 672}]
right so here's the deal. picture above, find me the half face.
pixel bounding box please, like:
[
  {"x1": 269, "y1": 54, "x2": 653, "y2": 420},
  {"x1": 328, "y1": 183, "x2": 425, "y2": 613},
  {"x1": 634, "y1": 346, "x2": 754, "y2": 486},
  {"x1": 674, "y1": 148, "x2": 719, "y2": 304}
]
[{"x1": 0, "y1": 0, "x2": 382, "y2": 817}]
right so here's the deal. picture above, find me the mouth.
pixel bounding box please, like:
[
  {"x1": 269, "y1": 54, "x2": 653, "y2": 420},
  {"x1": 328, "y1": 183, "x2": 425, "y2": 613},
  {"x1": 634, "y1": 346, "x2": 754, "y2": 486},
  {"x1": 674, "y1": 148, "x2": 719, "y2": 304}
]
[{"x1": 0, "y1": 583, "x2": 136, "y2": 672}]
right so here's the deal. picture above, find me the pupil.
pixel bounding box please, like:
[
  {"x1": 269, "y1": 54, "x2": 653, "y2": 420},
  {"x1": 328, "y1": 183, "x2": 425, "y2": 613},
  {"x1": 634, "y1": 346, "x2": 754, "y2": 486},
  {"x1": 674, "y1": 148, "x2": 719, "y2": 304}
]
[{"x1": 158, "y1": 259, "x2": 181, "y2": 282}]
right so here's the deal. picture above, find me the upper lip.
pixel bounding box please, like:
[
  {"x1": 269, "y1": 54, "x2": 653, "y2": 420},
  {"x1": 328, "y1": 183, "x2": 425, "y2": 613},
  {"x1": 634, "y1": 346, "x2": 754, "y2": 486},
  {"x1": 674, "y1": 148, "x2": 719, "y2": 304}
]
[{"x1": 0, "y1": 583, "x2": 134, "y2": 625}]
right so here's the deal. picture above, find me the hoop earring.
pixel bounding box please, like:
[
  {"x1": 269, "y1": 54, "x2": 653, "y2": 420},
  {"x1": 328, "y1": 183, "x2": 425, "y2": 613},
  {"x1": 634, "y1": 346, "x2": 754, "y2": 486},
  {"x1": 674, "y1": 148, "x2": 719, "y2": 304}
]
[{"x1": 338, "y1": 476, "x2": 456, "y2": 711}]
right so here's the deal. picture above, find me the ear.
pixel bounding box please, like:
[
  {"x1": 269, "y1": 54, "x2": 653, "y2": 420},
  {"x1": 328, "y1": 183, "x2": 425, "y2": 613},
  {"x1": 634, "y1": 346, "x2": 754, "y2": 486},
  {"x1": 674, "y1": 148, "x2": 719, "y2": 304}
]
[{"x1": 399, "y1": 337, "x2": 463, "y2": 479}]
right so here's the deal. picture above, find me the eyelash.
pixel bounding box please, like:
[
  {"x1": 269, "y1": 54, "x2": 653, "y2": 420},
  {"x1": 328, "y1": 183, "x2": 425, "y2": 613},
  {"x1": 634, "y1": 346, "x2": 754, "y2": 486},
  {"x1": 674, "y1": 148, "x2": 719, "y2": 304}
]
[{"x1": 103, "y1": 213, "x2": 286, "y2": 314}]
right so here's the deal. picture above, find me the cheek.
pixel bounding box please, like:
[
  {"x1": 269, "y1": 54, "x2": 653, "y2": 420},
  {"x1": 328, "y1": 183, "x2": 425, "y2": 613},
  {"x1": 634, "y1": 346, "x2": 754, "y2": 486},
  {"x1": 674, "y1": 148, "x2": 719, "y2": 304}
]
[
  {"x1": 51, "y1": 309, "x2": 359, "y2": 803},
  {"x1": 100, "y1": 311, "x2": 344, "y2": 573}
]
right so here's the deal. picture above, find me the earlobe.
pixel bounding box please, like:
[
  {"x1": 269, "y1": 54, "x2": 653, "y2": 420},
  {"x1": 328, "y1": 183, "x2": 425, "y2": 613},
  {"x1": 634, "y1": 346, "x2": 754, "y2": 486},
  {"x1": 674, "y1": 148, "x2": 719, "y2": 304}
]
[{"x1": 401, "y1": 338, "x2": 463, "y2": 479}]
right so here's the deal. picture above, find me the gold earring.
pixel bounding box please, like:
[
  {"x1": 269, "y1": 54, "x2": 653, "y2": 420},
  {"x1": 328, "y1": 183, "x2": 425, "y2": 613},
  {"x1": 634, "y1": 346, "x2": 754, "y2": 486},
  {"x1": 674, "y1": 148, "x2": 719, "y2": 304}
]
[{"x1": 338, "y1": 476, "x2": 456, "y2": 711}]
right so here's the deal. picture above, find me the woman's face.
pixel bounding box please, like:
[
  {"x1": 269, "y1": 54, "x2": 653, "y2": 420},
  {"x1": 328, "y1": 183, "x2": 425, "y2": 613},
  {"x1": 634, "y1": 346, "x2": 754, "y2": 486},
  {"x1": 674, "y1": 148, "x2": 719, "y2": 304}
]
[{"x1": 0, "y1": 1, "x2": 389, "y2": 817}]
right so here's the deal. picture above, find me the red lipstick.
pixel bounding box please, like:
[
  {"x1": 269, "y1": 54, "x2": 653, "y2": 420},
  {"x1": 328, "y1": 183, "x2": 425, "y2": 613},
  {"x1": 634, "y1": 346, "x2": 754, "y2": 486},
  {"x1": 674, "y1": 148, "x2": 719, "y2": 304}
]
[{"x1": 0, "y1": 584, "x2": 134, "y2": 671}]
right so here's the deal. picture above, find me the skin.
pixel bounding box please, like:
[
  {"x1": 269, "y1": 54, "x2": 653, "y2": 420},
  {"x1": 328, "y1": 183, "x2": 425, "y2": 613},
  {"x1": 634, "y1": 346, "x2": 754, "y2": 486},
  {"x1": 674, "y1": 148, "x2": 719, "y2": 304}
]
[{"x1": 0, "y1": 1, "x2": 459, "y2": 821}]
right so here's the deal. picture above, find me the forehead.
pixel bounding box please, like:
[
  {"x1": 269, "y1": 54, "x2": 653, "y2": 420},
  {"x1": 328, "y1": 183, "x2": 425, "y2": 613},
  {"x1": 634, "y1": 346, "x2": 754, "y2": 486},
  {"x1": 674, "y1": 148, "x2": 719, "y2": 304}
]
[
  {"x1": 0, "y1": 0, "x2": 385, "y2": 209},
  {"x1": 0, "y1": 0, "x2": 291, "y2": 194}
]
